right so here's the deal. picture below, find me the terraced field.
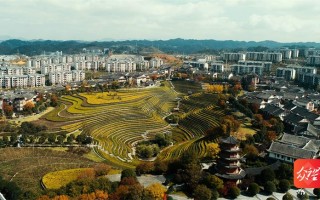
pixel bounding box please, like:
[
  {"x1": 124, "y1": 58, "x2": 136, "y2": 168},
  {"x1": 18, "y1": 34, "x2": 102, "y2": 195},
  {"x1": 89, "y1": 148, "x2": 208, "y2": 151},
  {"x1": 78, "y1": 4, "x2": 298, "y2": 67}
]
[
  {"x1": 158, "y1": 91, "x2": 225, "y2": 160},
  {"x1": 41, "y1": 80, "x2": 225, "y2": 166},
  {"x1": 43, "y1": 83, "x2": 178, "y2": 168},
  {"x1": 0, "y1": 148, "x2": 95, "y2": 195}
]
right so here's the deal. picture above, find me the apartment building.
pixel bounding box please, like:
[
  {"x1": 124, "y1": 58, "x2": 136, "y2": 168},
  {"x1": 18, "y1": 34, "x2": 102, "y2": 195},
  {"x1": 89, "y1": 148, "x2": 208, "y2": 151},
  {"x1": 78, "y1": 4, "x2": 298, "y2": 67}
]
[
  {"x1": 106, "y1": 61, "x2": 136, "y2": 72},
  {"x1": 231, "y1": 64, "x2": 263, "y2": 75},
  {"x1": 136, "y1": 61, "x2": 150, "y2": 71},
  {"x1": 149, "y1": 58, "x2": 164, "y2": 68},
  {"x1": 276, "y1": 67, "x2": 296, "y2": 80},
  {"x1": 286, "y1": 64, "x2": 317, "y2": 74},
  {"x1": 307, "y1": 56, "x2": 320, "y2": 65},
  {"x1": 280, "y1": 49, "x2": 292, "y2": 59},
  {"x1": 183, "y1": 61, "x2": 209, "y2": 71},
  {"x1": 49, "y1": 70, "x2": 85, "y2": 85},
  {"x1": 222, "y1": 53, "x2": 246, "y2": 62},
  {"x1": 238, "y1": 61, "x2": 272, "y2": 72},
  {"x1": 210, "y1": 63, "x2": 225, "y2": 73},
  {"x1": 246, "y1": 52, "x2": 282, "y2": 62},
  {"x1": 297, "y1": 73, "x2": 320, "y2": 86}
]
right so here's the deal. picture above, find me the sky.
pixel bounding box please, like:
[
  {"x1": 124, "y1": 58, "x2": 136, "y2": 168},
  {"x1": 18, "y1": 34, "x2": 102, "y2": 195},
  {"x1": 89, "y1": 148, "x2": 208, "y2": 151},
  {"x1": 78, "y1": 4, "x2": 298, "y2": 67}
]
[{"x1": 0, "y1": 0, "x2": 319, "y2": 42}]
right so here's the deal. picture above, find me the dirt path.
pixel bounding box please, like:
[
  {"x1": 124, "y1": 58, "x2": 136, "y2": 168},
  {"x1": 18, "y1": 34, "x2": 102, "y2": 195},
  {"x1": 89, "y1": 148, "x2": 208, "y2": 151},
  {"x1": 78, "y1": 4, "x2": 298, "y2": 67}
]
[{"x1": 11, "y1": 107, "x2": 54, "y2": 124}]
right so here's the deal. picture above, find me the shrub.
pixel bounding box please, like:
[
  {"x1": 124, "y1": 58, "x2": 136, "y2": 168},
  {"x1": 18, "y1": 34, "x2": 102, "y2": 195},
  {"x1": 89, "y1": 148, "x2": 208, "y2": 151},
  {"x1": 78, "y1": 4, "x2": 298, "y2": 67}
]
[
  {"x1": 260, "y1": 168, "x2": 275, "y2": 183},
  {"x1": 264, "y1": 181, "x2": 276, "y2": 195},
  {"x1": 267, "y1": 198, "x2": 276, "y2": 200},
  {"x1": 121, "y1": 169, "x2": 137, "y2": 181},
  {"x1": 211, "y1": 190, "x2": 219, "y2": 200},
  {"x1": 282, "y1": 193, "x2": 293, "y2": 200},
  {"x1": 228, "y1": 186, "x2": 240, "y2": 199},
  {"x1": 313, "y1": 188, "x2": 320, "y2": 198},
  {"x1": 136, "y1": 162, "x2": 155, "y2": 175},
  {"x1": 247, "y1": 182, "x2": 260, "y2": 196},
  {"x1": 297, "y1": 189, "x2": 308, "y2": 200},
  {"x1": 278, "y1": 179, "x2": 290, "y2": 193},
  {"x1": 194, "y1": 185, "x2": 212, "y2": 200}
]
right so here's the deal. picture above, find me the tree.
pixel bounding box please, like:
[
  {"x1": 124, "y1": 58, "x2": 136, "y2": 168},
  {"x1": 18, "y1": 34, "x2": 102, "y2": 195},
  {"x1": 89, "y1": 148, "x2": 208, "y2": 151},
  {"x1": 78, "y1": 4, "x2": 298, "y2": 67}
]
[
  {"x1": 204, "y1": 174, "x2": 223, "y2": 191},
  {"x1": 57, "y1": 135, "x2": 65, "y2": 144},
  {"x1": 250, "y1": 103, "x2": 260, "y2": 114},
  {"x1": 243, "y1": 144, "x2": 259, "y2": 159},
  {"x1": 78, "y1": 190, "x2": 108, "y2": 200},
  {"x1": 0, "y1": 176, "x2": 21, "y2": 200},
  {"x1": 207, "y1": 85, "x2": 224, "y2": 93},
  {"x1": 3, "y1": 102, "x2": 13, "y2": 118},
  {"x1": 228, "y1": 186, "x2": 240, "y2": 199},
  {"x1": 50, "y1": 94, "x2": 58, "y2": 107},
  {"x1": 154, "y1": 160, "x2": 168, "y2": 174},
  {"x1": 121, "y1": 169, "x2": 137, "y2": 181},
  {"x1": 94, "y1": 163, "x2": 111, "y2": 176},
  {"x1": 264, "y1": 181, "x2": 276, "y2": 195},
  {"x1": 136, "y1": 144, "x2": 156, "y2": 158},
  {"x1": 111, "y1": 178, "x2": 144, "y2": 200},
  {"x1": 260, "y1": 168, "x2": 275, "y2": 183},
  {"x1": 23, "y1": 101, "x2": 35, "y2": 114},
  {"x1": 37, "y1": 195, "x2": 51, "y2": 200},
  {"x1": 154, "y1": 133, "x2": 171, "y2": 147},
  {"x1": 48, "y1": 134, "x2": 56, "y2": 144},
  {"x1": 206, "y1": 143, "x2": 220, "y2": 159},
  {"x1": 313, "y1": 188, "x2": 320, "y2": 199},
  {"x1": 182, "y1": 162, "x2": 202, "y2": 191},
  {"x1": 282, "y1": 193, "x2": 293, "y2": 200},
  {"x1": 66, "y1": 135, "x2": 75, "y2": 144},
  {"x1": 52, "y1": 195, "x2": 69, "y2": 200},
  {"x1": 136, "y1": 162, "x2": 155, "y2": 175},
  {"x1": 144, "y1": 183, "x2": 166, "y2": 200},
  {"x1": 276, "y1": 163, "x2": 293, "y2": 180},
  {"x1": 193, "y1": 185, "x2": 212, "y2": 200},
  {"x1": 278, "y1": 179, "x2": 290, "y2": 193},
  {"x1": 266, "y1": 131, "x2": 277, "y2": 142},
  {"x1": 247, "y1": 182, "x2": 260, "y2": 196}
]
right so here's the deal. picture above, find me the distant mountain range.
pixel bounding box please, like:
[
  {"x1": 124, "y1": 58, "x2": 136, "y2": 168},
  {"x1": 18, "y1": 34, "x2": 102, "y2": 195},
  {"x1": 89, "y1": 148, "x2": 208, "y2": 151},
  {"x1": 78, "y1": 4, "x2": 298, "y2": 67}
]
[{"x1": 0, "y1": 38, "x2": 319, "y2": 56}]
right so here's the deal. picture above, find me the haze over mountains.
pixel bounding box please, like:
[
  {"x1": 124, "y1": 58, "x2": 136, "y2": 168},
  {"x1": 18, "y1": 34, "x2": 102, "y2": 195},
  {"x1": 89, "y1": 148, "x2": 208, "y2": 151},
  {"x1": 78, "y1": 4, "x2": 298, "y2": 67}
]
[{"x1": 0, "y1": 38, "x2": 320, "y2": 56}]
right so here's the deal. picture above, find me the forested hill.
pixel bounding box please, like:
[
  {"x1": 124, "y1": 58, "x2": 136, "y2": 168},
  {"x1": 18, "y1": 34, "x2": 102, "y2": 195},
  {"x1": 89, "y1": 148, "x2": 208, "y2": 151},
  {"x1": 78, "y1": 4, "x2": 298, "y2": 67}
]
[{"x1": 0, "y1": 38, "x2": 320, "y2": 56}]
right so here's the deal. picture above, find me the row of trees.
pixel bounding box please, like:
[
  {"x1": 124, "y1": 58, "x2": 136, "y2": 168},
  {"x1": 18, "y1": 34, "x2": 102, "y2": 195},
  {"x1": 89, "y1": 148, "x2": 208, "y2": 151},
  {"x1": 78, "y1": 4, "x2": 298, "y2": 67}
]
[{"x1": 38, "y1": 168, "x2": 166, "y2": 200}]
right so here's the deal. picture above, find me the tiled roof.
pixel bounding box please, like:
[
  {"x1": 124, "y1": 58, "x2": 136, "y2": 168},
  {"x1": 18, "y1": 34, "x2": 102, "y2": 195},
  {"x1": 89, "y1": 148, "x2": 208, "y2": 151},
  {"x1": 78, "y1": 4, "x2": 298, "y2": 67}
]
[
  {"x1": 268, "y1": 142, "x2": 316, "y2": 159},
  {"x1": 283, "y1": 113, "x2": 305, "y2": 124},
  {"x1": 291, "y1": 107, "x2": 319, "y2": 122},
  {"x1": 280, "y1": 133, "x2": 309, "y2": 147},
  {"x1": 283, "y1": 101, "x2": 296, "y2": 110},
  {"x1": 220, "y1": 136, "x2": 238, "y2": 144}
]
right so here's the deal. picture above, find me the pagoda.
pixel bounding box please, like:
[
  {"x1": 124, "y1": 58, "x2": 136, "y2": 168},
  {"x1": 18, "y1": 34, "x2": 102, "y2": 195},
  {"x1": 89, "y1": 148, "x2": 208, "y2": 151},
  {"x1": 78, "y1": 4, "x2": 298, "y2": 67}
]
[{"x1": 215, "y1": 136, "x2": 246, "y2": 184}]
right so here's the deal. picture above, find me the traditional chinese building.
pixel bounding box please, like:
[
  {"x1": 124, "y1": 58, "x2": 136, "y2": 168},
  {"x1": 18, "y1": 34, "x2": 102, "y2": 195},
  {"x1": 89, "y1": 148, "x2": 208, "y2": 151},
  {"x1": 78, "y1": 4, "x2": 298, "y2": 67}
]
[{"x1": 215, "y1": 136, "x2": 246, "y2": 184}]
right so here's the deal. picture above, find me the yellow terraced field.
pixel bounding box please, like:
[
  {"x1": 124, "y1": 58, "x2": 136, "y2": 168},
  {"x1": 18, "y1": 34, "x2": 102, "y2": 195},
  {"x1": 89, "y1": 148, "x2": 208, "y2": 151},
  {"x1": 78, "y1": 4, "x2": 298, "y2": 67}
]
[{"x1": 44, "y1": 82, "x2": 178, "y2": 167}]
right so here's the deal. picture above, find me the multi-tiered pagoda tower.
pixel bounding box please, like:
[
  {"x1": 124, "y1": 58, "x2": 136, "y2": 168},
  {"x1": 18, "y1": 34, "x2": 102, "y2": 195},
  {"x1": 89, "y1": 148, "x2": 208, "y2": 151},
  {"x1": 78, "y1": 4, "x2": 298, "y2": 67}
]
[{"x1": 215, "y1": 136, "x2": 246, "y2": 184}]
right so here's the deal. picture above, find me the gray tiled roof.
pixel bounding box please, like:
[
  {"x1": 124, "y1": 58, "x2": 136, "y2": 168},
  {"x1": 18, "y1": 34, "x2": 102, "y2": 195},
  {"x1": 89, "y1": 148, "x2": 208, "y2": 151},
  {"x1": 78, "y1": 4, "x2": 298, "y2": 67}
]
[
  {"x1": 280, "y1": 133, "x2": 310, "y2": 147},
  {"x1": 220, "y1": 136, "x2": 238, "y2": 144},
  {"x1": 268, "y1": 142, "x2": 316, "y2": 159}
]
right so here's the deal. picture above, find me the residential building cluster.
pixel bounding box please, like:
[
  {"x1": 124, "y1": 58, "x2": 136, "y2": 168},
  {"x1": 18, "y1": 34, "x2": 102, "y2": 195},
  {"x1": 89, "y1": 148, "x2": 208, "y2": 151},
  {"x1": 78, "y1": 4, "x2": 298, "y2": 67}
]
[
  {"x1": 0, "y1": 52, "x2": 164, "y2": 88},
  {"x1": 0, "y1": 66, "x2": 45, "y2": 88},
  {"x1": 222, "y1": 52, "x2": 282, "y2": 62},
  {"x1": 241, "y1": 85, "x2": 320, "y2": 163}
]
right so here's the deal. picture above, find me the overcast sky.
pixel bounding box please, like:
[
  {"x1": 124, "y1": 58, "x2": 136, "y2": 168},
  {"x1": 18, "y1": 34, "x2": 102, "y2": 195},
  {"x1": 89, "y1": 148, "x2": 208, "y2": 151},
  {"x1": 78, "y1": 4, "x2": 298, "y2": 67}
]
[{"x1": 0, "y1": 0, "x2": 319, "y2": 42}]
